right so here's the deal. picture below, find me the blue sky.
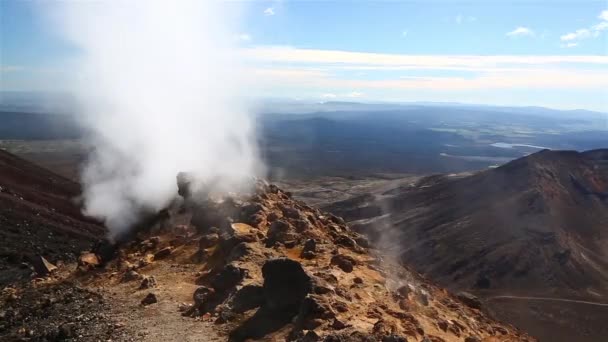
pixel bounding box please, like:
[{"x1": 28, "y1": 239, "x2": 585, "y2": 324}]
[{"x1": 1, "y1": 0, "x2": 608, "y2": 111}]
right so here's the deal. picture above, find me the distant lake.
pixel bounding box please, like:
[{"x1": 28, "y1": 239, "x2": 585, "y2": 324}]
[{"x1": 491, "y1": 142, "x2": 548, "y2": 149}]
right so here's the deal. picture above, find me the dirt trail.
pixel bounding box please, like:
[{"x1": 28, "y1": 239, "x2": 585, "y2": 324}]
[{"x1": 487, "y1": 295, "x2": 608, "y2": 307}]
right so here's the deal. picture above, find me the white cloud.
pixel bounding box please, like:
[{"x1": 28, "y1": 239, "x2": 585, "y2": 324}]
[
  {"x1": 506, "y1": 27, "x2": 535, "y2": 37},
  {"x1": 561, "y1": 42, "x2": 578, "y2": 48},
  {"x1": 401, "y1": 30, "x2": 408, "y2": 37},
  {"x1": 559, "y1": 10, "x2": 608, "y2": 46},
  {"x1": 319, "y1": 91, "x2": 363, "y2": 99},
  {"x1": 264, "y1": 7, "x2": 275, "y2": 16},
  {"x1": 560, "y1": 29, "x2": 591, "y2": 41},
  {"x1": 455, "y1": 14, "x2": 463, "y2": 24},
  {"x1": 592, "y1": 21, "x2": 608, "y2": 32},
  {"x1": 244, "y1": 46, "x2": 608, "y2": 68}
]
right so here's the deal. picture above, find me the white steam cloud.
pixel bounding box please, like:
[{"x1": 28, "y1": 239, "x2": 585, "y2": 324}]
[{"x1": 45, "y1": 1, "x2": 263, "y2": 236}]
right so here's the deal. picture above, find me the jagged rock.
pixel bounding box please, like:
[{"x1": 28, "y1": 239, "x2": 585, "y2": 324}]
[
  {"x1": 226, "y1": 242, "x2": 254, "y2": 262},
  {"x1": 231, "y1": 285, "x2": 264, "y2": 313},
  {"x1": 31, "y1": 256, "x2": 57, "y2": 277},
  {"x1": 267, "y1": 212, "x2": 280, "y2": 222},
  {"x1": 193, "y1": 286, "x2": 215, "y2": 308},
  {"x1": 211, "y1": 264, "x2": 245, "y2": 292},
  {"x1": 153, "y1": 247, "x2": 173, "y2": 260},
  {"x1": 139, "y1": 236, "x2": 161, "y2": 251},
  {"x1": 330, "y1": 254, "x2": 356, "y2": 273},
  {"x1": 396, "y1": 284, "x2": 413, "y2": 297},
  {"x1": 139, "y1": 276, "x2": 157, "y2": 289},
  {"x1": 414, "y1": 291, "x2": 429, "y2": 306},
  {"x1": 266, "y1": 220, "x2": 294, "y2": 246},
  {"x1": 303, "y1": 239, "x2": 317, "y2": 253},
  {"x1": 93, "y1": 239, "x2": 117, "y2": 263},
  {"x1": 354, "y1": 236, "x2": 371, "y2": 248},
  {"x1": 294, "y1": 219, "x2": 312, "y2": 232},
  {"x1": 300, "y1": 330, "x2": 320, "y2": 342},
  {"x1": 281, "y1": 205, "x2": 301, "y2": 219},
  {"x1": 141, "y1": 293, "x2": 157, "y2": 306},
  {"x1": 328, "y1": 214, "x2": 345, "y2": 225},
  {"x1": 240, "y1": 203, "x2": 264, "y2": 218},
  {"x1": 301, "y1": 251, "x2": 316, "y2": 259},
  {"x1": 123, "y1": 270, "x2": 143, "y2": 282},
  {"x1": 335, "y1": 235, "x2": 356, "y2": 248},
  {"x1": 332, "y1": 318, "x2": 347, "y2": 330},
  {"x1": 78, "y1": 252, "x2": 100, "y2": 268},
  {"x1": 199, "y1": 233, "x2": 219, "y2": 249},
  {"x1": 226, "y1": 223, "x2": 259, "y2": 244},
  {"x1": 262, "y1": 258, "x2": 312, "y2": 314},
  {"x1": 298, "y1": 294, "x2": 335, "y2": 321},
  {"x1": 457, "y1": 292, "x2": 482, "y2": 309},
  {"x1": 437, "y1": 320, "x2": 448, "y2": 332}
]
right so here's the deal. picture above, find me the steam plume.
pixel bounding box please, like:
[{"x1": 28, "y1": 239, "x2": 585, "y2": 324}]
[{"x1": 45, "y1": 1, "x2": 262, "y2": 236}]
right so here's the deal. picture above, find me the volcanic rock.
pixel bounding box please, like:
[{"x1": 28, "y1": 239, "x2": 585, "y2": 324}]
[
  {"x1": 330, "y1": 254, "x2": 356, "y2": 273},
  {"x1": 153, "y1": 247, "x2": 173, "y2": 260},
  {"x1": 211, "y1": 264, "x2": 245, "y2": 292},
  {"x1": 141, "y1": 293, "x2": 157, "y2": 306},
  {"x1": 31, "y1": 256, "x2": 57, "y2": 277},
  {"x1": 78, "y1": 252, "x2": 100, "y2": 268},
  {"x1": 139, "y1": 276, "x2": 157, "y2": 289},
  {"x1": 456, "y1": 292, "x2": 482, "y2": 309},
  {"x1": 262, "y1": 258, "x2": 312, "y2": 314}
]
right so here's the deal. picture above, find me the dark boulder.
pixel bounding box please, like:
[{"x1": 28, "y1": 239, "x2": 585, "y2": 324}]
[
  {"x1": 231, "y1": 285, "x2": 264, "y2": 313},
  {"x1": 262, "y1": 258, "x2": 312, "y2": 314},
  {"x1": 457, "y1": 292, "x2": 482, "y2": 309},
  {"x1": 141, "y1": 293, "x2": 158, "y2": 306},
  {"x1": 31, "y1": 255, "x2": 57, "y2": 277},
  {"x1": 330, "y1": 255, "x2": 356, "y2": 273},
  {"x1": 211, "y1": 264, "x2": 245, "y2": 292}
]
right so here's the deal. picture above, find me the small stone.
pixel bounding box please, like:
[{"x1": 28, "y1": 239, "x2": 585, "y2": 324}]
[
  {"x1": 193, "y1": 286, "x2": 215, "y2": 307},
  {"x1": 330, "y1": 254, "x2": 356, "y2": 273},
  {"x1": 199, "y1": 234, "x2": 219, "y2": 249},
  {"x1": 353, "y1": 277, "x2": 363, "y2": 284},
  {"x1": 78, "y1": 252, "x2": 100, "y2": 268},
  {"x1": 139, "y1": 276, "x2": 157, "y2": 289},
  {"x1": 457, "y1": 292, "x2": 482, "y2": 309},
  {"x1": 31, "y1": 255, "x2": 57, "y2": 277},
  {"x1": 123, "y1": 270, "x2": 143, "y2": 282},
  {"x1": 141, "y1": 293, "x2": 158, "y2": 306},
  {"x1": 153, "y1": 247, "x2": 173, "y2": 260},
  {"x1": 332, "y1": 318, "x2": 347, "y2": 330}
]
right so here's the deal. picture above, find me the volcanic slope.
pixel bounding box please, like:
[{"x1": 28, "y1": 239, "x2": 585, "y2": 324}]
[
  {"x1": 325, "y1": 149, "x2": 608, "y2": 296},
  {"x1": 323, "y1": 149, "x2": 608, "y2": 341},
  {"x1": 1, "y1": 164, "x2": 532, "y2": 341},
  {"x1": 0, "y1": 149, "x2": 104, "y2": 284}
]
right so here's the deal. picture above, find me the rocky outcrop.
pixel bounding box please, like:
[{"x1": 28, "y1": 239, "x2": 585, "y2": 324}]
[{"x1": 90, "y1": 178, "x2": 534, "y2": 342}]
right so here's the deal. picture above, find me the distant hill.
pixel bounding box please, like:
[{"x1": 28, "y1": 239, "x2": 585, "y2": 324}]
[
  {"x1": 326, "y1": 149, "x2": 608, "y2": 295},
  {"x1": 0, "y1": 111, "x2": 81, "y2": 140},
  {"x1": 0, "y1": 149, "x2": 103, "y2": 285},
  {"x1": 323, "y1": 149, "x2": 608, "y2": 341}
]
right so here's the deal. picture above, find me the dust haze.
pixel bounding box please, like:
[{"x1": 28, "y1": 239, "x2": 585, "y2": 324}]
[{"x1": 43, "y1": 1, "x2": 263, "y2": 236}]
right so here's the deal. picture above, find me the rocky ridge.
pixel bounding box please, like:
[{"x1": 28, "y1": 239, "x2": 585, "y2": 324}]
[{"x1": 82, "y1": 176, "x2": 532, "y2": 341}]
